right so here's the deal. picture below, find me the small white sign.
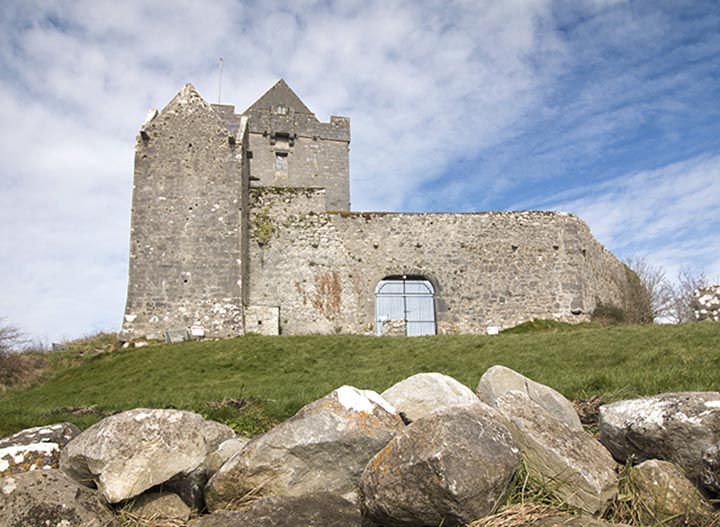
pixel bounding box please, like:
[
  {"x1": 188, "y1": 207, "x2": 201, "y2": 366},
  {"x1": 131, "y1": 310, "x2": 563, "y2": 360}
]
[
  {"x1": 487, "y1": 326, "x2": 501, "y2": 336},
  {"x1": 190, "y1": 325, "x2": 205, "y2": 337}
]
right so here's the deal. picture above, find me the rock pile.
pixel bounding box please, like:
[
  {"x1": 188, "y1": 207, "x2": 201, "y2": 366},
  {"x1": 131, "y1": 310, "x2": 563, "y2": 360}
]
[
  {"x1": 1, "y1": 370, "x2": 719, "y2": 527},
  {"x1": 694, "y1": 285, "x2": 720, "y2": 321}
]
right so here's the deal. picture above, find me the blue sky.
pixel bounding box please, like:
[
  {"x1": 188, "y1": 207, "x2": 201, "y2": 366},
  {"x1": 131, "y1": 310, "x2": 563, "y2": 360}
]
[{"x1": 0, "y1": 0, "x2": 718, "y2": 343}]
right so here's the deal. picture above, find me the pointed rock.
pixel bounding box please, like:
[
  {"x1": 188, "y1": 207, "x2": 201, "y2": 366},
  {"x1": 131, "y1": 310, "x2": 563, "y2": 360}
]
[
  {"x1": 494, "y1": 390, "x2": 618, "y2": 513},
  {"x1": 205, "y1": 386, "x2": 403, "y2": 511},
  {"x1": 477, "y1": 365, "x2": 583, "y2": 431},
  {"x1": 381, "y1": 372, "x2": 478, "y2": 421}
]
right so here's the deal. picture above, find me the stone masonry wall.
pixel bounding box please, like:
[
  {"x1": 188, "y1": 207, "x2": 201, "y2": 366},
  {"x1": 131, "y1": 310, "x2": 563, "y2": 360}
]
[
  {"x1": 246, "y1": 188, "x2": 637, "y2": 335},
  {"x1": 247, "y1": 131, "x2": 350, "y2": 211},
  {"x1": 121, "y1": 85, "x2": 246, "y2": 340}
]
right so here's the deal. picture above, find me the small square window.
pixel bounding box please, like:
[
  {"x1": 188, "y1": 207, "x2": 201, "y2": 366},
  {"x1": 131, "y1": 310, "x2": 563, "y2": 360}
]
[{"x1": 275, "y1": 152, "x2": 288, "y2": 173}]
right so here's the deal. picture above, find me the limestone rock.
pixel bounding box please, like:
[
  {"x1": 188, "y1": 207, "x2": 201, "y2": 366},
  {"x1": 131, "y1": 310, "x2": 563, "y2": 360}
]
[
  {"x1": 205, "y1": 386, "x2": 403, "y2": 511},
  {"x1": 630, "y1": 459, "x2": 713, "y2": 527},
  {"x1": 494, "y1": 390, "x2": 618, "y2": 513},
  {"x1": 476, "y1": 365, "x2": 583, "y2": 431},
  {"x1": 0, "y1": 422, "x2": 80, "y2": 477},
  {"x1": 163, "y1": 430, "x2": 244, "y2": 510},
  {"x1": 205, "y1": 437, "x2": 249, "y2": 475},
  {"x1": 360, "y1": 401, "x2": 521, "y2": 527},
  {"x1": 164, "y1": 464, "x2": 208, "y2": 511},
  {"x1": 187, "y1": 493, "x2": 362, "y2": 526},
  {"x1": 380, "y1": 372, "x2": 478, "y2": 421},
  {"x1": 202, "y1": 420, "x2": 236, "y2": 452},
  {"x1": 60, "y1": 408, "x2": 212, "y2": 503},
  {"x1": 702, "y1": 443, "x2": 720, "y2": 495},
  {"x1": 598, "y1": 392, "x2": 720, "y2": 489},
  {"x1": 128, "y1": 491, "x2": 191, "y2": 522},
  {"x1": 0, "y1": 469, "x2": 115, "y2": 527}
]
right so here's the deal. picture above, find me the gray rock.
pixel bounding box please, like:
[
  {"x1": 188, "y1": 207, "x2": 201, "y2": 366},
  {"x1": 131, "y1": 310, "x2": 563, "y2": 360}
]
[
  {"x1": 205, "y1": 386, "x2": 403, "y2": 511},
  {"x1": 630, "y1": 459, "x2": 713, "y2": 527},
  {"x1": 360, "y1": 401, "x2": 521, "y2": 527},
  {"x1": 128, "y1": 491, "x2": 191, "y2": 522},
  {"x1": 494, "y1": 390, "x2": 618, "y2": 513},
  {"x1": 476, "y1": 365, "x2": 583, "y2": 431},
  {"x1": 162, "y1": 426, "x2": 241, "y2": 510},
  {"x1": 164, "y1": 464, "x2": 208, "y2": 511},
  {"x1": 701, "y1": 442, "x2": 720, "y2": 495},
  {"x1": 205, "y1": 437, "x2": 249, "y2": 475},
  {"x1": 0, "y1": 422, "x2": 80, "y2": 477},
  {"x1": 598, "y1": 392, "x2": 720, "y2": 489},
  {"x1": 202, "y1": 420, "x2": 236, "y2": 452},
  {"x1": 60, "y1": 408, "x2": 211, "y2": 503},
  {"x1": 380, "y1": 372, "x2": 478, "y2": 421},
  {"x1": 187, "y1": 493, "x2": 362, "y2": 526},
  {"x1": 0, "y1": 469, "x2": 116, "y2": 527}
]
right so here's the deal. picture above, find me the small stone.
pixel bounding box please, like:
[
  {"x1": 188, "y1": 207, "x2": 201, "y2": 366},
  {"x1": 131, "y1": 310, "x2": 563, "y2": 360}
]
[{"x1": 128, "y1": 491, "x2": 191, "y2": 522}]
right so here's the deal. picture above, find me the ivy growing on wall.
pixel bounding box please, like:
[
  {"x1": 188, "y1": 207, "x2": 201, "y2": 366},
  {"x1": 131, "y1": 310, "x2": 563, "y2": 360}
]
[{"x1": 254, "y1": 207, "x2": 276, "y2": 246}]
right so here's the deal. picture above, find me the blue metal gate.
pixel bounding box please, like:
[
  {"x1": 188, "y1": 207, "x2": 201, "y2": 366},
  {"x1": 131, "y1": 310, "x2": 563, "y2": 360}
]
[{"x1": 375, "y1": 277, "x2": 436, "y2": 336}]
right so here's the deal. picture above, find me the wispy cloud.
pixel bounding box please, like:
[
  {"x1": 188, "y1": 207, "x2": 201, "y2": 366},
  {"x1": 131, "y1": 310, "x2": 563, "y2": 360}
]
[{"x1": 528, "y1": 154, "x2": 720, "y2": 279}]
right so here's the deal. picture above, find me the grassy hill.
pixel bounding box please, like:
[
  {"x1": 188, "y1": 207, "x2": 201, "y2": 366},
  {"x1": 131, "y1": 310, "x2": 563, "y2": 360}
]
[{"x1": 1, "y1": 322, "x2": 719, "y2": 438}]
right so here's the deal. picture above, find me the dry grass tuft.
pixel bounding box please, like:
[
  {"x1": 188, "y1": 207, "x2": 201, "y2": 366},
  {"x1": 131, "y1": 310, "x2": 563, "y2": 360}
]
[{"x1": 469, "y1": 504, "x2": 568, "y2": 527}]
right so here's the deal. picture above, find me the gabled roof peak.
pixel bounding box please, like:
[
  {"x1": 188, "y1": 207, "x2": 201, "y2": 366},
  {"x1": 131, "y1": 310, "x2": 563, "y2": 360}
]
[{"x1": 244, "y1": 79, "x2": 314, "y2": 115}]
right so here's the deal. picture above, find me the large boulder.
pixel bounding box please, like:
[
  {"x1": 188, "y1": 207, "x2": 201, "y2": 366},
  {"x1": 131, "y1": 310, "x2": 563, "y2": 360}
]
[
  {"x1": 187, "y1": 493, "x2": 362, "y2": 526},
  {"x1": 630, "y1": 459, "x2": 714, "y2": 527},
  {"x1": 60, "y1": 408, "x2": 215, "y2": 503},
  {"x1": 598, "y1": 392, "x2": 720, "y2": 489},
  {"x1": 205, "y1": 386, "x2": 403, "y2": 511},
  {"x1": 476, "y1": 365, "x2": 583, "y2": 431},
  {"x1": 0, "y1": 469, "x2": 116, "y2": 527},
  {"x1": 494, "y1": 390, "x2": 618, "y2": 513},
  {"x1": 360, "y1": 401, "x2": 521, "y2": 527},
  {"x1": 0, "y1": 422, "x2": 80, "y2": 477},
  {"x1": 380, "y1": 372, "x2": 478, "y2": 421}
]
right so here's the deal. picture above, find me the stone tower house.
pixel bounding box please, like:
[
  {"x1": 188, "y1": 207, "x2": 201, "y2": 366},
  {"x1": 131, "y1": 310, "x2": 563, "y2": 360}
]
[{"x1": 121, "y1": 81, "x2": 646, "y2": 340}]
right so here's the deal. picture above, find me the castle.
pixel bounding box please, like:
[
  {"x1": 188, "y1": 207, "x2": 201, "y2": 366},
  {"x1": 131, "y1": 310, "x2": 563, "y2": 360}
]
[{"x1": 121, "y1": 80, "x2": 645, "y2": 340}]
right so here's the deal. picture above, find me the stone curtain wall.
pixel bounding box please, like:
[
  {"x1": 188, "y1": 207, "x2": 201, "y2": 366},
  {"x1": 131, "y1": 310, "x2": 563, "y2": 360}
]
[
  {"x1": 246, "y1": 188, "x2": 638, "y2": 335},
  {"x1": 121, "y1": 85, "x2": 246, "y2": 340}
]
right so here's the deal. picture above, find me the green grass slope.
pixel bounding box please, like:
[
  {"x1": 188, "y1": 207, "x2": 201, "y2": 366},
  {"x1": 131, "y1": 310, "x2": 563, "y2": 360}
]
[{"x1": 1, "y1": 323, "x2": 718, "y2": 437}]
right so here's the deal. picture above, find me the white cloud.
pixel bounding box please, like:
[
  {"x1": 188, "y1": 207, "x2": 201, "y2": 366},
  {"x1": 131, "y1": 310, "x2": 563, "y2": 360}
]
[{"x1": 533, "y1": 154, "x2": 720, "y2": 278}]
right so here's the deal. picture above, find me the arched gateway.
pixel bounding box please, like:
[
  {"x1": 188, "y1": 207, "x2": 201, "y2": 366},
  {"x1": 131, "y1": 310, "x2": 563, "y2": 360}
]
[{"x1": 375, "y1": 276, "x2": 436, "y2": 336}]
